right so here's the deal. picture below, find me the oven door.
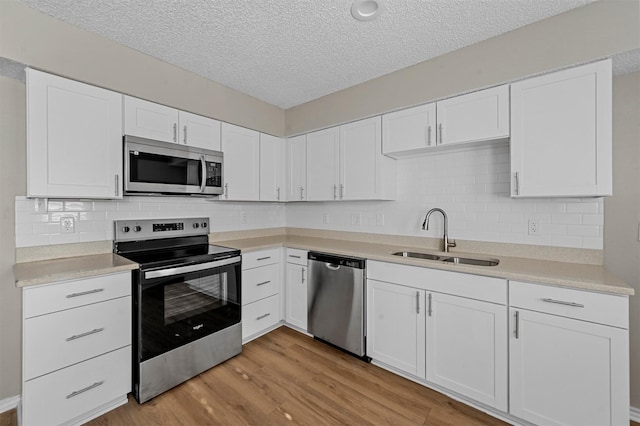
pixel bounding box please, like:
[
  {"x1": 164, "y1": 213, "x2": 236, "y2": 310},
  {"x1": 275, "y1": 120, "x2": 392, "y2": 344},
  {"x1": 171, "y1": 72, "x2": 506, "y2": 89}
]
[{"x1": 136, "y1": 256, "x2": 241, "y2": 362}]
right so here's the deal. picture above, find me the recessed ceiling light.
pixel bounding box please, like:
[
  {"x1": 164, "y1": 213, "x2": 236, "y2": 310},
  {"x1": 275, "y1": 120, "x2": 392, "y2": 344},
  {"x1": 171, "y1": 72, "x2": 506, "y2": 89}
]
[{"x1": 351, "y1": 0, "x2": 383, "y2": 22}]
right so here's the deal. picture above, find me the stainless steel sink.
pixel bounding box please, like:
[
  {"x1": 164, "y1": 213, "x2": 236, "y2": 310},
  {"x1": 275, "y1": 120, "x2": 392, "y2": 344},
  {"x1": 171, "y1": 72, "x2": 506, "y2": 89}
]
[
  {"x1": 392, "y1": 251, "x2": 442, "y2": 261},
  {"x1": 439, "y1": 256, "x2": 500, "y2": 267},
  {"x1": 391, "y1": 251, "x2": 499, "y2": 267}
]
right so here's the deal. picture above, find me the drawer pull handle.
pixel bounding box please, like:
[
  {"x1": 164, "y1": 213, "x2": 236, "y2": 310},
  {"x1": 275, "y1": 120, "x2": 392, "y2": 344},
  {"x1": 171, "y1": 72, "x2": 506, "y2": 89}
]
[
  {"x1": 66, "y1": 288, "x2": 104, "y2": 298},
  {"x1": 256, "y1": 313, "x2": 271, "y2": 320},
  {"x1": 541, "y1": 298, "x2": 585, "y2": 308},
  {"x1": 66, "y1": 381, "x2": 104, "y2": 399},
  {"x1": 514, "y1": 311, "x2": 520, "y2": 339},
  {"x1": 256, "y1": 280, "x2": 271, "y2": 286},
  {"x1": 289, "y1": 255, "x2": 301, "y2": 259},
  {"x1": 257, "y1": 256, "x2": 271, "y2": 261},
  {"x1": 66, "y1": 328, "x2": 105, "y2": 342}
]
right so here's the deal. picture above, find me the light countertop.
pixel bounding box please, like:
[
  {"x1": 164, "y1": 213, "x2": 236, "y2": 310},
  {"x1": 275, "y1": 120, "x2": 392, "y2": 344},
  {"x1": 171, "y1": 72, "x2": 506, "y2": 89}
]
[{"x1": 216, "y1": 235, "x2": 634, "y2": 296}]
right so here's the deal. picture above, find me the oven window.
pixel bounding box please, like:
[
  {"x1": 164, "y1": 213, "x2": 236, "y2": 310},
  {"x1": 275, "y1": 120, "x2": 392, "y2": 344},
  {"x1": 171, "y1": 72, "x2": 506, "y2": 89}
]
[
  {"x1": 138, "y1": 263, "x2": 240, "y2": 362},
  {"x1": 129, "y1": 151, "x2": 201, "y2": 186},
  {"x1": 164, "y1": 274, "x2": 227, "y2": 325}
]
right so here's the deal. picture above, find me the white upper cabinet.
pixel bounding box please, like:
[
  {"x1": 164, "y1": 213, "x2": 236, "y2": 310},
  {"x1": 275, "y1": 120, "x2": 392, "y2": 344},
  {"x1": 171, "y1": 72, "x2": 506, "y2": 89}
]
[
  {"x1": 436, "y1": 84, "x2": 510, "y2": 146},
  {"x1": 259, "y1": 134, "x2": 286, "y2": 202},
  {"x1": 27, "y1": 69, "x2": 123, "y2": 199},
  {"x1": 510, "y1": 59, "x2": 612, "y2": 197},
  {"x1": 124, "y1": 96, "x2": 221, "y2": 150},
  {"x1": 287, "y1": 135, "x2": 307, "y2": 201},
  {"x1": 124, "y1": 96, "x2": 179, "y2": 143},
  {"x1": 382, "y1": 85, "x2": 509, "y2": 158},
  {"x1": 178, "y1": 110, "x2": 221, "y2": 151},
  {"x1": 306, "y1": 127, "x2": 340, "y2": 201},
  {"x1": 382, "y1": 103, "x2": 436, "y2": 157},
  {"x1": 220, "y1": 122, "x2": 260, "y2": 201}
]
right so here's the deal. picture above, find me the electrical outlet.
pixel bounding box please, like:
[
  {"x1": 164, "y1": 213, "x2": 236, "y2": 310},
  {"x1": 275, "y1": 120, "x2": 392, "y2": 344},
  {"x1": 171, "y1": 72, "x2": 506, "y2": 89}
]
[
  {"x1": 350, "y1": 213, "x2": 361, "y2": 226},
  {"x1": 528, "y1": 218, "x2": 539, "y2": 235},
  {"x1": 31, "y1": 198, "x2": 47, "y2": 214},
  {"x1": 60, "y1": 217, "x2": 75, "y2": 234}
]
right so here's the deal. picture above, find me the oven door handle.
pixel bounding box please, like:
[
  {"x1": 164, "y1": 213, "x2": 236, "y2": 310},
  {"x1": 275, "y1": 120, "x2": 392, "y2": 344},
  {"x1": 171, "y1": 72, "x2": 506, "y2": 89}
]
[
  {"x1": 144, "y1": 256, "x2": 241, "y2": 280},
  {"x1": 199, "y1": 155, "x2": 207, "y2": 193}
]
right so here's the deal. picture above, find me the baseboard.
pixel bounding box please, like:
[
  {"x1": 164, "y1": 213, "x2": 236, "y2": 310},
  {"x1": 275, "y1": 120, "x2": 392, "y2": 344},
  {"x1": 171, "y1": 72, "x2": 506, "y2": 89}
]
[
  {"x1": 631, "y1": 406, "x2": 640, "y2": 423},
  {"x1": 0, "y1": 395, "x2": 20, "y2": 414}
]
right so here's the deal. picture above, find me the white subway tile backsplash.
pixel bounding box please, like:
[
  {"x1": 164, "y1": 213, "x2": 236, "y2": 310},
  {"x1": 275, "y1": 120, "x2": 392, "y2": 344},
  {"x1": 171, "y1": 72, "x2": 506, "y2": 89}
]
[
  {"x1": 567, "y1": 225, "x2": 600, "y2": 237},
  {"x1": 566, "y1": 202, "x2": 600, "y2": 214},
  {"x1": 551, "y1": 213, "x2": 582, "y2": 225}
]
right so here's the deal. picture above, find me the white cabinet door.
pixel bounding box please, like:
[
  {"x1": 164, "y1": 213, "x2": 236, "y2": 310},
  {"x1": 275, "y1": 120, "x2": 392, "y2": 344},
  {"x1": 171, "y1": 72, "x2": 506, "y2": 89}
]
[
  {"x1": 382, "y1": 103, "x2": 437, "y2": 157},
  {"x1": 509, "y1": 308, "x2": 629, "y2": 426},
  {"x1": 425, "y1": 293, "x2": 507, "y2": 411},
  {"x1": 340, "y1": 116, "x2": 394, "y2": 200},
  {"x1": 510, "y1": 59, "x2": 612, "y2": 197},
  {"x1": 285, "y1": 263, "x2": 307, "y2": 331},
  {"x1": 260, "y1": 134, "x2": 286, "y2": 202},
  {"x1": 306, "y1": 127, "x2": 340, "y2": 201},
  {"x1": 220, "y1": 123, "x2": 260, "y2": 201},
  {"x1": 367, "y1": 279, "x2": 426, "y2": 378},
  {"x1": 27, "y1": 69, "x2": 123, "y2": 199},
  {"x1": 436, "y1": 84, "x2": 509, "y2": 146},
  {"x1": 287, "y1": 135, "x2": 307, "y2": 201},
  {"x1": 124, "y1": 96, "x2": 179, "y2": 143},
  {"x1": 178, "y1": 111, "x2": 221, "y2": 151}
]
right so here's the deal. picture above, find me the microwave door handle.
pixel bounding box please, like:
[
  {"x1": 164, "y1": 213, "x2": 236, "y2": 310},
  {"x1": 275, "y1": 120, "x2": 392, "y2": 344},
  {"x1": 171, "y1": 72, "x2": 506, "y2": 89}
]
[
  {"x1": 199, "y1": 155, "x2": 207, "y2": 193},
  {"x1": 144, "y1": 256, "x2": 241, "y2": 280}
]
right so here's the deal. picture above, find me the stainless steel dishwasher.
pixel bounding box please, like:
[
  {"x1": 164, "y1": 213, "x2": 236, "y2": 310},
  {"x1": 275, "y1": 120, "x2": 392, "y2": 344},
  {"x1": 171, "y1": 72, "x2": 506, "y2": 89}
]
[{"x1": 307, "y1": 251, "x2": 368, "y2": 359}]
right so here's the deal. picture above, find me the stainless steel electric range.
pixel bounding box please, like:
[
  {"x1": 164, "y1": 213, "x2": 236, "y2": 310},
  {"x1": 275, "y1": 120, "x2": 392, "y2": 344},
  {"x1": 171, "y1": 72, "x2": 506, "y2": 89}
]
[{"x1": 113, "y1": 217, "x2": 241, "y2": 403}]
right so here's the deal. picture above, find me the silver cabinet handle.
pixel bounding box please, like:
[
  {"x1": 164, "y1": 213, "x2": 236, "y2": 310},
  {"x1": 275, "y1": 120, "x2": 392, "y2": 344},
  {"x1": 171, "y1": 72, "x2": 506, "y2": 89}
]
[
  {"x1": 256, "y1": 313, "x2": 271, "y2": 321},
  {"x1": 428, "y1": 293, "x2": 432, "y2": 317},
  {"x1": 183, "y1": 125, "x2": 188, "y2": 144},
  {"x1": 301, "y1": 267, "x2": 305, "y2": 284},
  {"x1": 224, "y1": 183, "x2": 229, "y2": 199},
  {"x1": 277, "y1": 187, "x2": 280, "y2": 201},
  {"x1": 514, "y1": 311, "x2": 520, "y2": 339},
  {"x1": 300, "y1": 186, "x2": 304, "y2": 200},
  {"x1": 256, "y1": 280, "x2": 271, "y2": 286},
  {"x1": 66, "y1": 327, "x2": 104, "y2": 342},
  {"x1": 542, "y1": 298, "x2": 585, "y2": 308},
  {"x1": 438, "y1": 123, "x2": 443, "y2": 144},
  {"x1": 333, "y1": 184, "x2": 338, "y2": 200},
  {"x1": 289, "y1": 254, "x2": 301, "y2": 259},
  {"x1": 66, "y1": 288, "x2": 104, "y2": 298},
  {"x1": 340, "y1": 184, "x2": 345, "y2": 199},
  {"x1": 416, "y1": 291, "x2": 420, "y2": 314},
  {"x1": 66, "y1": 381, "x2": 104, "y2": 399},
  {"x1": 514, "y1": 172, "x2": 520, "y2": 196},
  {"x1": 114, "y1": 175, "x2": 119, "y2": 197},
  {"x1": 427, "y1": 125, "x2": 432, "y2": 146},
  {"x1": 257, "y1": 256, "x2": 271, "y2": 261},
  {"x1": 173, "y1": 123, "x2": 177, "y2": 142}
]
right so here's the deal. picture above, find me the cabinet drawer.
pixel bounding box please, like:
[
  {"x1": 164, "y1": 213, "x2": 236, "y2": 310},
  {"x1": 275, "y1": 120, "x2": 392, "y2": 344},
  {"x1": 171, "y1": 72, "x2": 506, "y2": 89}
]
[
  {"x1": 24, "y1": 296, "x2": 132, "y2": 380},
  {"x1": 285, "y1": 248, "x2": 308, "y2": 266},
  {"x1": 243, "y1": 263, "x2": 280, "y2": 305},
  {"x1": 242, "y1": 294, "x2": 280, "y2": 339},
  {"x1": 509, "y1": 281, "x2": 628, "y2": 329},
  {"x1": 23, "y1": 346, "x2": 130, "y2": 426},
  {"x1": 23, "y1": 272, "x2": 130, "y2": 318},
  {"x1": 242, "y1": 248, "x2": 281, "y2": 269}
]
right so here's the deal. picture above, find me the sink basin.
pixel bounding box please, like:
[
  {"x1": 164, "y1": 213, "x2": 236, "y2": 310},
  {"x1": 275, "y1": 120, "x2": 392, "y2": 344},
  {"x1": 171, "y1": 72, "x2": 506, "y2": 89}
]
[
  {"x1": 391, "y1": 251, "x2": 499, "y2": 267},
  {"x1": 392, "y1": 251, "x2": 442, "y2": 261},
  {"x1": 439, "y1": 256, "x2": 500, "y2": 267}
]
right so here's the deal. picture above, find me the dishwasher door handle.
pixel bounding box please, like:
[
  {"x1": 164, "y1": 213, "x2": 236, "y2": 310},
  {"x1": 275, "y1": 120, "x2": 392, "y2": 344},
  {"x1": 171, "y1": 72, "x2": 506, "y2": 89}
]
[{"x1": 325, "y1": 263, "x2": 341, "y2": 271}]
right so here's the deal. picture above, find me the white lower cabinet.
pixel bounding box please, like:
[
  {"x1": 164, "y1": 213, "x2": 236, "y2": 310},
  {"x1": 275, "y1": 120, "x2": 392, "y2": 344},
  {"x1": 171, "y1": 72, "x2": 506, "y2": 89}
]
[
  {"x1": 285, "y1": 248, "x2": 308, "y2": 331},
  {"x1": 366, "y1": 279, "x2": 425, "y2": 378},
  {"x1": 241, "y1": 248, "x2": 282, "y2": 342},
  {"x1": 22, "y1": 272, "x2": 132, "y2": 426},
  {"x1": 509, "y1": 280, "x2": 629, "y2": 426},
  {"x1": 425, "y1": 292, "x2": 507, "y2": 411}
]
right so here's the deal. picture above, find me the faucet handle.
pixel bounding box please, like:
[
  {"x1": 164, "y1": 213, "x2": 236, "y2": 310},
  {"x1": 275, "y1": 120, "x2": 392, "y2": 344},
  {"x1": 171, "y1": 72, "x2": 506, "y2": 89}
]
[{"x1": 448, "y1": 239, "x2": 457, "y2": 249}]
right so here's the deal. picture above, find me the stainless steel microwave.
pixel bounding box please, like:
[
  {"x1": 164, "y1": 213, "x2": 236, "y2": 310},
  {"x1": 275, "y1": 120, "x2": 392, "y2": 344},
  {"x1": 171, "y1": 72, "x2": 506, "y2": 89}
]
[{"x1": 124, "y1": 135, "x2": 223, "y2": 196}]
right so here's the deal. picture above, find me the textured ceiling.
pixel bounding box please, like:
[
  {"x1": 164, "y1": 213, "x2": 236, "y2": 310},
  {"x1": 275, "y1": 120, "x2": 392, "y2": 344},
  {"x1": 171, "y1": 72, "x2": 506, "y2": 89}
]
[{"x1": 18, "y1": 0, "x2": 601, "y2": 109}]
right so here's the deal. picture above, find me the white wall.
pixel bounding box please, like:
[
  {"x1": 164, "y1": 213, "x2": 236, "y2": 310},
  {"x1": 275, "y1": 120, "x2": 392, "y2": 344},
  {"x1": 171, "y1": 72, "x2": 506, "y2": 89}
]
[
  {"x1": 15, "y1": 197, "x2": 284, "y2": 247},
  {"x1": 286, "y1": 143, "x2": 603, "y2": 249}
]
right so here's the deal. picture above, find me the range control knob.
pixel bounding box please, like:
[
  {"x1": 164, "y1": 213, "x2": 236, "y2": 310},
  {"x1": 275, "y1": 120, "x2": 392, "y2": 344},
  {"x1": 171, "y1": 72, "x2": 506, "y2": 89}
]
[
  {"x1": 133, "y1": 226, "x2": 142, "y2": 232},
  {"x1": 121, "y1": 226, "x2": 130, "y2": 233},
  {"x1": 193, "y1": 223, "x2": 200, "y2": 229},
  {"x1": 202, "y1": 222, "x2": 208, "y2": 228}
]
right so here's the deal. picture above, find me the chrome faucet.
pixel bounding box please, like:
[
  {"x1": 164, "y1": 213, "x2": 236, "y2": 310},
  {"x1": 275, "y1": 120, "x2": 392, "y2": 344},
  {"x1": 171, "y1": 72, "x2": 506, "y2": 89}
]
[{"x1": 422, "y1": 208, "x2": 456, "y2": 253}]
